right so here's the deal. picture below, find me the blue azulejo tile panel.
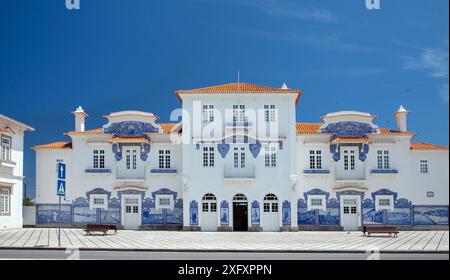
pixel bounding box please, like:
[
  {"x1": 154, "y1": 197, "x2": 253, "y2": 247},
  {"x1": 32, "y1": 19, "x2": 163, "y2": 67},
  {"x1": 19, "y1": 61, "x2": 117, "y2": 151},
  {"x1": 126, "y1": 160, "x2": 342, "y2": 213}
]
[
  {"x1": 165, "y1": 208, "x2": 183, "y2": 224},
  {"x1": 36, "y1": 204, "x2": 72, "y2": 224},
  {"x1": 318, "y1": 208, "x2": 340, "y2": 225},
  {"x1": 143, "y1": 208, "x2": 163, "y2": 224},
  {"x1": 101, "y1": 208, "x2": 120, "y2": 224},
  {"x1": 73, "y1": 207, "x2": 96, "y2": 224},
  {"x1": 413, "y1": 206, "x2": 449, "y2": 225},
  {"x1": 298, "y1": 209, "x2": 316, "y2": 225},
  {"x1": 386, "y1": 208, "x2": 411, "y2": 225},
  {"x1": 362, "y1": 208, "x2": 384, "y2": 225}
]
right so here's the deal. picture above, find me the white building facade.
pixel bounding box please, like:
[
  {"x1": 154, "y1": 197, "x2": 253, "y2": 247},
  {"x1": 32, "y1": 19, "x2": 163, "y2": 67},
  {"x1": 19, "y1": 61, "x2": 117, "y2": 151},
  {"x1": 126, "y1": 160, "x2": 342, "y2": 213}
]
[
  {"x1": 0, "y1": 114, "x2": 34, "y2": 229},
  {"x1": 34, "y1": 83, "x2": 449, "y2": 231}
]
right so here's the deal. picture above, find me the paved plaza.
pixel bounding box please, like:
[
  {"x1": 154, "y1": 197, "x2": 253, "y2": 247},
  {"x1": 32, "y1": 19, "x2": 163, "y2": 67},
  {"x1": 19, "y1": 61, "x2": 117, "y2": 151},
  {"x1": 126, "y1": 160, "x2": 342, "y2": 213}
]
[{"x1": 0, "y1": 228, "x2": 448, "y2": 253}]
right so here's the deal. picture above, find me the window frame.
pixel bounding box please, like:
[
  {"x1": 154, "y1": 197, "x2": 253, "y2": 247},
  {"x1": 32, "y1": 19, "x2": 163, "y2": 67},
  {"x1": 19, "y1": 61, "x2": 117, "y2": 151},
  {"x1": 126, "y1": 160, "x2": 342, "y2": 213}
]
[
  {"x1": 89, "y1": 194, "x2": 108, "y2": 210},
  {"x1": 1, "y1": 135, "x2": 12, "y2": 162},
  {"x1": 155, "y1": 194, "x2": 174, "y2": 210},
  {"x1": 264, "y1": 146, "x2": 277, "y2": 167},
  {"x1": 307, "y1": 195, "x2": 326, "y2": 211},
  {"x1": 420, "y1": 160, "x2": 429, "y2": 174},
  {"x1": 0, "y1": 187, "x2": 11, "y2": 216},
  {"x1": 159, "y1": 149, "x2": 171, "y2": 169},
  {"x1": 309, "y1": 150, "x2": 322, "y2": 169},
  {"x1": 203, "y1": 146, "x2": 215, "y2": 167},
  {"x1": 375, "y1": 195, "x2": 394, "y2": 211}
]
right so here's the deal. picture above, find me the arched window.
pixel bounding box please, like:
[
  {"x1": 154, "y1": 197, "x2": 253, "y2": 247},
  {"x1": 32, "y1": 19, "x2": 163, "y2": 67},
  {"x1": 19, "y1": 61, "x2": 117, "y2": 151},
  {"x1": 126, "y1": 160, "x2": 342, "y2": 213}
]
[
  {"x1": 202, "y1": 193, "x2": 217, "y2": 212},
  {"x1": 233, "y1": 193, "x2": 247, "y2": 201},
  {"x1": 202, "y1": 193, "x2": 217, "y2": 201},
  {"x1": 263, "y1": 193, "x2": 278, "y2": 213}
]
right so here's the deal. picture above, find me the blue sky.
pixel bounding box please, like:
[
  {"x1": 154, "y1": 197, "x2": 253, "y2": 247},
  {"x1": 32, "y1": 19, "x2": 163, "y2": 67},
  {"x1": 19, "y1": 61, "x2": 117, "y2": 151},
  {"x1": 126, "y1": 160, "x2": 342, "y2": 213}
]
[{"x1": 0, "y1": 0, "x2": 448, "y2": 198}]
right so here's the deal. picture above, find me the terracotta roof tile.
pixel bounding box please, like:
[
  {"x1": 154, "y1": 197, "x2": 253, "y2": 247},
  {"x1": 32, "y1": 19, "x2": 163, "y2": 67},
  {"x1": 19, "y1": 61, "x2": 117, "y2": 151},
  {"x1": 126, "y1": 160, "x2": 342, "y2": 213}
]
[
  {"x1": 296, "y1": 123, "x2": 416, "y2": 136},
  {"x1": 159, "y1": 123, "x2": 178, "y2": 133},
  {"x1": 176, "y1": 83, "x2": 302, "y2": 105},
  {"x1": 379, "y1": 128, "x2": 415, "y2": 136},
  {"x1": 410, "y1": 142, "x2": 448, "y2": 151},
  {"x1": 66, "y1": 128, "x2": 105, "y2": 135},
  {"x1": 331, "y1": 137, "x2": 372, "y2": 144},
  {"x1": 34, "y1": 142, "x2": 72, "y2": 149},
  {"x1": 109, "y1": 137, "x2": 150, "y2": 143},
  {"x1": 296, "y1": 123, "x2": 322, "y2": 134}
]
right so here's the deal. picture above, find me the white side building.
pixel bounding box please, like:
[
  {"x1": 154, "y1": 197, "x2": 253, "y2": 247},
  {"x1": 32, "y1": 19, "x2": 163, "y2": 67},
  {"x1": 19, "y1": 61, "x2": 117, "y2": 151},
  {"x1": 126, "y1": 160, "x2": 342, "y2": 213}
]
[
  {"x1": 33, "y1": 83, "x2": 448, "y2": 231},
  {"x1": 0, "y1": 114, "x2": 34, "y2": 229}
]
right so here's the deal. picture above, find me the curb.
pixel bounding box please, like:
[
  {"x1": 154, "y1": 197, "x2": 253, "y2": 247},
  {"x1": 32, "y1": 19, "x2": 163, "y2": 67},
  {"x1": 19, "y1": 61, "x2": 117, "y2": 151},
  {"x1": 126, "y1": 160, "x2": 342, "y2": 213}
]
[{"x1": 0, "y1": 247, "x2": 448, "y2": 254}]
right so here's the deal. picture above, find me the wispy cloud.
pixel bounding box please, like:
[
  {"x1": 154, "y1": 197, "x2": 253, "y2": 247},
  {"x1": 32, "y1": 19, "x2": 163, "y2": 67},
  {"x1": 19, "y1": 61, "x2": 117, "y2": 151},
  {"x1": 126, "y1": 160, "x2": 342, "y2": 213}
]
[
  {"x1": 202, "y1": 0, "x2": 339, "y2": 24},
  {"x1": 402, "y1": 48, "x2": 448, "y2": 78},
  {"x1": 402, "y1": 46, "x2": 449, "y2": 102}
]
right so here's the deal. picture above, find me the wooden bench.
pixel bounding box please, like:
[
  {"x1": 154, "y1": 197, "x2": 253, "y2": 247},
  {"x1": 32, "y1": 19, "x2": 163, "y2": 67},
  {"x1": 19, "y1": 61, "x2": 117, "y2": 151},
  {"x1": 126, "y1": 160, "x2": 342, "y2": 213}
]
[
  {"x1": 84, "y1": 224, "x2": 118, "y2": 236},
  {"x1": 362, "y1": 225, "x2": 399, "y2": 237}
]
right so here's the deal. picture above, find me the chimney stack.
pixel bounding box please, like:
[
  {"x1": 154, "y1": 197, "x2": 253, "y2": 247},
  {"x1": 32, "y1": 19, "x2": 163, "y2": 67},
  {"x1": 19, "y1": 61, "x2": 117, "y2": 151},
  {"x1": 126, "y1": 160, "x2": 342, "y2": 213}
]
[
  {"x1": 72, "y1": 106, "x2": 88, "y2": 132},
  {"x1": 394, "y1": 105, "x2": 409, "y2": 132}
]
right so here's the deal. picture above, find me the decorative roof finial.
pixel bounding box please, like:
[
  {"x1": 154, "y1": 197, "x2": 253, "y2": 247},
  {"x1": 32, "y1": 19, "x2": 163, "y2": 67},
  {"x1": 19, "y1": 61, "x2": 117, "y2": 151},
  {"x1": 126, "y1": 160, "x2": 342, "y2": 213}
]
[{"x1": 281, "y1": 83, "x2": 288, "y2": 89}]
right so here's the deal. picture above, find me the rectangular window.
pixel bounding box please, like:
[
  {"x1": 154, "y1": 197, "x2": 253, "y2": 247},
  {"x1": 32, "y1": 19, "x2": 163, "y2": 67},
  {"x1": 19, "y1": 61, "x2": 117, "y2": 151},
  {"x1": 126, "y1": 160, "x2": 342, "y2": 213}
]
[
  {"x1": 210, "y1": 203, "x2": 217, "y2": 212},
  {"x1": 311, "y1": 198, "x2": 323, "y2": 206},
  {"x1": 350, "y1": 151, "x2": 355, "y2": 170},
  {"x1": 379, "y1": 199, "x2": 390, "y2": 206},
  {"x1": 132, "y1": 153, "x2": 137, "y2": 170},
  {"x1": 427, "y1": 191, "x2": 434, "y2": 198},
  {"x1": 93, "y1": 198, "x2": 104, "y2": 205},
  {"x1": 202, "y1": 202, "x2": 209, "y2": 212},
  {"x1": 233, "y1": 147, "x2": 245, "y2": 168},
  {"x1": 265, "y1": 146, "x2": 277, "y2": 167},
  {"x1": 271, "y1": 202, "x2": 278, "y2": 212},
  {"x1": 209, "y1": 147, "x2": 214, "y2": 167},
  {"x1": 232, "y1": 105, "x2": 246, "y2": 122},
  {"x1": 159, "y1": 150, "x2": 171, "y2": 169},
  {"x1": 420, "y1": 160, "x2": 428, "y2": 174},
  {"x1": 344, "y1": 153, "x2": 349, "y2": 170},
  {"x1": 309, "y1": 150, "x2": 322, "y2": 169},
  {"x1": 202, "y1": 105, "x2": 214, "y2": 123},
  {"x1": 93, "y1": 150, "x2": 105, "y2": 169},
  {"x1": 1, "y1": 136, "x2": 11, "y2": 162},
  {"x1": 126, "y1": 151, "x2": 131, "y2": 170},
  {"x1": 377, "y1": 150, "x2": 390, "y2": 169},
  {"x1": 133, "y1": 206, "x2": 139, "y2": 213},
  {"x1": 263, "y1": 202, "x2": 270, "y2": 213},
  {"x1": 264, "y1": 105, "x2": 276, "y2": 122},
  {"x1": 0, "y1": 188, "x2": 10, "y2": 215},
  {"x1": 125, "y1": 205, "x2": 132, "y2": 213},
  {"x1": 159, "y1": 198, "x2": 171, "y2": 206}
]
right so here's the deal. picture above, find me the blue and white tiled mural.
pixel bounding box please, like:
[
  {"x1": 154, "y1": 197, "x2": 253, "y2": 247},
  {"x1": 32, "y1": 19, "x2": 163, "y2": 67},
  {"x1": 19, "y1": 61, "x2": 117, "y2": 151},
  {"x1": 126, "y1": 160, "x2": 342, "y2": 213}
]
[
  {"x1": 299, "y1": 188, "x2": 448, "y2": 228},
  {"x1": 413, "y1": 206, "x2": 449, "y2": 225},
  {"x1": 36, "y1": 187, "x2": 182, "y2": 226},
  {"x1": 251, "y1": 201, "x2": 260, "y2": 226}
]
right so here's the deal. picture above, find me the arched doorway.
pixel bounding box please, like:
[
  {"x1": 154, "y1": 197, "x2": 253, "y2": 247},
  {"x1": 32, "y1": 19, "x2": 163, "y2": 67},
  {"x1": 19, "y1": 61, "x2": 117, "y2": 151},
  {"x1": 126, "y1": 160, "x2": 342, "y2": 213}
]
[
  {"x1": 262, "y1": 193, "x2": 279, "y2": 231},
  {"x1": 201, "y1": 193, "x2": 218, "y2": 231},
  {"x1": 233, "y1": 194, "x2": 248, "y2": 231}
]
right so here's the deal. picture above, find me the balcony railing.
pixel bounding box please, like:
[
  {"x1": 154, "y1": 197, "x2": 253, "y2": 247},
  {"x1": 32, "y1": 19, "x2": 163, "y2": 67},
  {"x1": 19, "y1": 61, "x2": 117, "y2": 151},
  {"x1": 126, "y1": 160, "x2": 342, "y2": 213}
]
[
  {"x1": 303, "y1": 169, "x2": 330, "y2": 174},
  {"x1": 150, "y1": 168, "x2": 177, "y2": 174},
  {"x1": 85, "y1": 168, "x2": 112, "y2": 174},
  {"x1": 224, "y1": 164, "x2": 255, "y2": 179},
  {"x1": 335, "y1": 166, "x2": 366, "y2": 181},
  {"x1": 370, "y1": 169, "x2": 398, "y2": 174}
]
